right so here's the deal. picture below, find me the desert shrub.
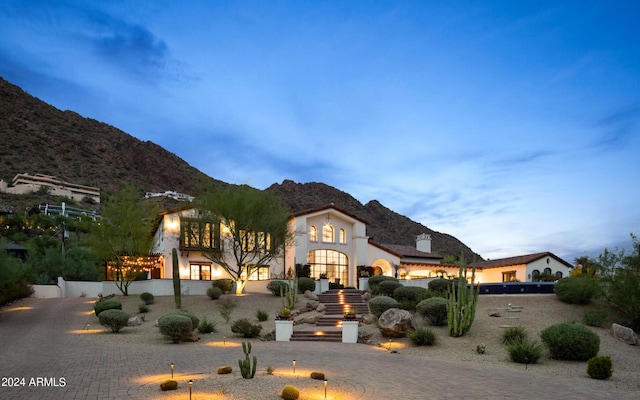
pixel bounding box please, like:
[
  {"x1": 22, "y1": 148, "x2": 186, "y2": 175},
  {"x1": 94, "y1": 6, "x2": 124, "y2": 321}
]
[
  {"x1": 217, "y1": 366, "x2": 233, "y2": 374},
  {"x1": 138, "y1": 304, "x2": 149, "y2": 313},
  {"x1": 408, "y1": 327, "x2": 437, "y2": 346},
  {"x1": 198, "y1": 316, "x2": 217, "y2": 334},
  {"x1": 218, "y1": 297, "x2": 238, "y2": 323},
  {"x1": 267, "y1": 280, "x2": 289, "y2": 296},
  {"x1": 554, "y1": 277, "x2": 600, "y2": 304},
  {"x1": 94, "y1": 300, "x2": 122, "y2": 316},
  {"x1": 587, "y1": 356, "x2": 613, "y2": 380},
  {"x1": 231, "y1": 318, "x2": 262, "y2": 338},
  {"x1": 158, "y1": 313, "x2": 194, "y2": 343},
  {"x1": 297, "y1": 277, "x2": 316, "y2": 293},
  {"x1": 98, "y1": 309, "x2": 130, "y2": 333},
  {"x1": 416, "y1": 297, "x2": 448, "y2": 326},
  {"x1": 368, "y1": 275, "x2": 398, "y2": 295},
  {"x1": 140, "y1": 292, "x2": 154, "y2": 305},
  {"x1": 428, "y1": 278, "x2": 452, "y2": 296},
  {"x1": 310, "y1": 371, "x2": 325, "y2": 380},
  {"x1": 507, "y1": 339, "x2": 544, "y2": 364},
  {"x1": 502, "y1": 326, "x2": 528, "y2": 345},
  {"x1": 378, "y1": 280, "x2": 403, "y2": 296},
  {"x1": 605, "y1": 268, "x2": 640, "y2": 332},
  {"x1": 256, "y1": 309, "x2": 269, "y2": 322},
  {"x1": 207, "y1": 286, "x2": 223, "y2": 300},
  {"x1": 160, "y1": 380, "x2": 178, "y2": 391},
  {"x1": 540, "y1": 322, "x2": 600, "y2": 361},
  {"x1": 393, "y1": 286, "x2": 431, "y2": 311},
  {"x1": 212, "y1": 278, "x2": 234, "y2": 294},
  {"x1": 281, "y1": 385, "x2": 300, "y2": 400},
  {"x1": 583, "y1": 308, "x2": 608, "y2": 327},
  {"x1": 173, "y1": 310, "x2": 199, "y2": 330},
  {"x1": 368, "y1": 296, "x2": 399, "y2": 318}
]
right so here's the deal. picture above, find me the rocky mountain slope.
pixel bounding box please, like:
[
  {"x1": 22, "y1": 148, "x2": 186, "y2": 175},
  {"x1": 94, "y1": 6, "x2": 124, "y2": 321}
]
[{"x1": 0, "y1": 77, "x2": 480, "y2": 260}]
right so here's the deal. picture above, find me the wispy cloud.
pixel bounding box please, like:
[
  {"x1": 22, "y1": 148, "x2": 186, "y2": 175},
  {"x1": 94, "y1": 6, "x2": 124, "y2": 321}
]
[{"x1": 591, "y1": 105, "x2": 640, "y2": 150}]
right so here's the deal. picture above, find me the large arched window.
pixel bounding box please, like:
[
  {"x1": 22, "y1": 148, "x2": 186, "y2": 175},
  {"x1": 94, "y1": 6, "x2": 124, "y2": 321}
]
[
  {"x1": 307, "y1": 249, "x2": 348, "y2": 284},
  {"x1": 309, "y1": 226, "x2": 317, "y2": 242},
  {"x1": 339, "y1": 228, "x2": 346, "y2": 244},
  {"x1": 322, "y1": 224, "x2": 334, "y2": 243}
]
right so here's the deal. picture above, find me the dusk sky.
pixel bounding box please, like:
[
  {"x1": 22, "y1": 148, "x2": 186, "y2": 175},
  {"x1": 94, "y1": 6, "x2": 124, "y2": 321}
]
[{"x1": 1, "y1": 1, "x2": 639, "y2": 262}]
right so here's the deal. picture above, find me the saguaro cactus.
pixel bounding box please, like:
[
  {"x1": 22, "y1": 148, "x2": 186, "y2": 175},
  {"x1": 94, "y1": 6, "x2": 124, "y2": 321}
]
[
  {"x1": 172, "y1": 248, "x2": 181, "y2": 309},
  {"x1": 446, "y1": 262, "x2": 479, "y2": 337},
  {"x1": 238, "y1": 341, "x2": 257, "y2": 379}
]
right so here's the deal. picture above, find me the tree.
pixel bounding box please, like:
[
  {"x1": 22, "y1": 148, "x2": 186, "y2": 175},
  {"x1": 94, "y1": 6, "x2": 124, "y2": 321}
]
[
  {"x1": 571, "y1": 256, "x2": 601, "y2": 277},
  {"x1": 193, "y1": 185, "x2": 291, "y2": 295},
  {"x1": 89, "y1": 185, "x2": 159, "y2": 295},
  {"x1": 599, "y1": 233, "x2": 640, "y2": 331}
]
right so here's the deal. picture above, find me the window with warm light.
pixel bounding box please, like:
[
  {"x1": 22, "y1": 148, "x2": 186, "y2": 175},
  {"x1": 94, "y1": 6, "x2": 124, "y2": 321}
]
[
  {"x1": 307, "y1": 249, "x2": 348, "y2": 283},
  {"x1": 180, "y1": 218, "x2": 221, "y2": 250},
  {"x1": 339, "y1": 228, "x2": 346, "y2": 244},
  {"x1": 190, "y1": 263, "x2": 212, "y2": 280},
  {"x1": 239, "y1": 266, "x2": 270, "y2": 281},
  {"x1": 309, "y1": 225, "x2": 317, "y2": 242},
  {"x1": 322, "y1": 224, "x2": 334, "y2": 243}
]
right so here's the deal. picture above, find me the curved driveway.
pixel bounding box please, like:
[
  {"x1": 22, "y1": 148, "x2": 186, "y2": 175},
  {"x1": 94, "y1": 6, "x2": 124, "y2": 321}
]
[{"x1": 0, "y1": 297, "x2": 636, "y2": 399}]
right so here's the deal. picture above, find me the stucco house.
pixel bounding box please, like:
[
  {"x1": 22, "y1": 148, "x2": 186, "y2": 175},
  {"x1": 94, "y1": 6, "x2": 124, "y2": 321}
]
[{"x1": 149, "y1": 203, "x2": 572, "y2": 287}]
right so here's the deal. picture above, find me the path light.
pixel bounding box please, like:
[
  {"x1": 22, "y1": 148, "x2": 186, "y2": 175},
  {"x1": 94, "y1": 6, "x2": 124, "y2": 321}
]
[
  {"x1": 170, "y1": 363, "x2": 174, "y2": 379},
  {"x1": 388, "y1": 338, "x2": 392, "y2": 351},
  {"x1": 324, "y1": 379, "x2": 328, "y2": 399},
  {"x1": 292, "y1": 359, "x2": 296, "y2": 374},
  {"x1": 189, "y1": 380, "x2": 193, "y2": 400},
  {"x1": 223, "y1": 336, "x2": 226, "y2": 345},
  {"x1": 85, "y1": 323, "x2": 90, "y2": 330}
]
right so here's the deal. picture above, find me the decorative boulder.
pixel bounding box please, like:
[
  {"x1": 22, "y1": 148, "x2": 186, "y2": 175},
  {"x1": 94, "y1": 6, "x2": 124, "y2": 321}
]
[
  {"x1": 378, "y1": 308, "x2": 414, "y2": 338},
  {"x1": 127, "y1": 316, "x2": 143, "y2": 326},
  {"x1": 316, "y1": 304, "x2": 327, "y2": 313},
  {"x1": 361, "y1": 292, "x2": 372, "y2": 301},
  {"x1": 611, "y1": 323, "x2": 638, "y2": 345},
  {"x1": 361, "y1": 313, "x2": 376, "y2": 325},
  {"x1": 304, "y1": 290, "x2": 319, "y2": 301}
]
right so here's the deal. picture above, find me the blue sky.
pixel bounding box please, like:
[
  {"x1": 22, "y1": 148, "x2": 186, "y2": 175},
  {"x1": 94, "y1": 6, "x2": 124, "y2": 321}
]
[{"x1": 1, "y1": 1, "x2": 639, "y2": 261}]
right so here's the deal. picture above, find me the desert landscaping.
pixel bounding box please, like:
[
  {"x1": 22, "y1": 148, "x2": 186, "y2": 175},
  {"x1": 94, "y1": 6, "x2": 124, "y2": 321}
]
[{"x1": 82, "y1": 291, "x2": 640, "y2": 398}]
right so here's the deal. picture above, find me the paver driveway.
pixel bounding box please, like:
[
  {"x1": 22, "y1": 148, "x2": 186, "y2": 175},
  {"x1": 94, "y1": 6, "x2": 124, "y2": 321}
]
[{"x1": 0, "y1": 297, "x2": 636, "y2": 399}]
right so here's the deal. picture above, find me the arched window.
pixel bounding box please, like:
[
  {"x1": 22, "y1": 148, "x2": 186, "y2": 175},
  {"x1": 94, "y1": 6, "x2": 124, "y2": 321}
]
[
  {"x1": 339, "y1": 228, "x2": 346, "y2": 244},
  {"x1": 531, "y1": 269, "x2": 540, "y2": 281},
  {"x1": 543, "y1": 267, "x2": 552, "y2": 275},
  {"x1": 322, "y1": 224, "x2": 334, "y2": 243},
  {"x1": 309, "y1": 226, "x2": 317, "y2": 242},
  {"x1": 307, "y1": 249, "x2": 348, "y2": 284},
  {"x1": 555, "y1": 271, "x2": 563, "y2": 279}
]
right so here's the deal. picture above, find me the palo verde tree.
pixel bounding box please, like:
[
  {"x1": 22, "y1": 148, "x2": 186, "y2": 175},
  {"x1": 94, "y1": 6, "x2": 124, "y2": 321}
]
[
  {"x1": 193, "y1": 184, "x2": 291, "y2": 295},
  {"x1": 89, "y1": 185, "x2": 159, "y2": 295}
]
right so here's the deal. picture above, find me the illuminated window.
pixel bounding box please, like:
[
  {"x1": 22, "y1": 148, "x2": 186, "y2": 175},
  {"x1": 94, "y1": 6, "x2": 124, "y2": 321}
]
[
  {"x1": 322, "y1": 224, "x2": 334, "y2": 243},
  {"x1": 309, "y1": 226, "x2": 317, "y2": 242},
  {"x1": 339, "y1": 228, "x2": 346, "y2": 244},
  {"x1": 180, "y1": 218, "x2": 220, "y2": 250},
  {"x1": 502, "y1": 271, "x2": 517, "y2": 282},
  {"x1": 240, "y1": 266, "x2": 270, "y2": 281},
  {"x1": 190, "y1": 263, "x2": 212, "y2": 280},
  {"x1": 307, "y1": 249, "x2": 348, "y2": 284},
  {"x1": 239, "y1": 231, "x2": 271, "y2": 252}
]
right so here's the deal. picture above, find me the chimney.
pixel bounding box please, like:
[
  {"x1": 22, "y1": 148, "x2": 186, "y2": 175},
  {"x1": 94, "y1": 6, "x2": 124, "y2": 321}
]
[{"x1": 416, "y1": 233, "x2": 432, "y2": 253}]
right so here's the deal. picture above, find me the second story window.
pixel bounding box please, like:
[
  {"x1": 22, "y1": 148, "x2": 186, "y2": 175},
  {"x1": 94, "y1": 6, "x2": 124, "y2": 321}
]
[
  {"x1": 339, "y1": 228, "x2": 346, "y2": 244},
  {"x1": 322, "y1": 224, "x2": 334, "y2": 243},
  {"x1": 309, "y1": 225, "x2": 318, "y2": 242},
  {"x1": 180, "y1": 218, "x2": 221, "y2": 250}
]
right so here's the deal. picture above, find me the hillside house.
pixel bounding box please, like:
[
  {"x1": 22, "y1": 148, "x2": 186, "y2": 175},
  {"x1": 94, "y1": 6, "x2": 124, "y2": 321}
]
[
  {"x1": 149, "y1": 204, "x2": 572, "y2": 287},
  {"x1": 0, "y1": 173, "x2": 100, "y2": 204}
]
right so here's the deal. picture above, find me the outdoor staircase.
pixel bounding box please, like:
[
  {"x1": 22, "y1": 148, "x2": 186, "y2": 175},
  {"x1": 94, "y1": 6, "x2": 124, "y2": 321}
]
[{"x1": 290, "y1": 289, "x2": 368, "y2": 342}]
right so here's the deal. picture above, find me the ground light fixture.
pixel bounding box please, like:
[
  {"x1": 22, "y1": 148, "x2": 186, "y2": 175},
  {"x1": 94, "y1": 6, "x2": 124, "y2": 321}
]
[
  {"x1": 170, "y1": 363, "x2": 174, "y2": 379},
  {"x1": 189, "y1": 380, "x2": 193, "y2": 400},
  {"x1": 324, "y1": 379, "x2": 328, "y2": 399},
  {"x1": 292, "y1": 359, "x2": 296, "y2": 374}
]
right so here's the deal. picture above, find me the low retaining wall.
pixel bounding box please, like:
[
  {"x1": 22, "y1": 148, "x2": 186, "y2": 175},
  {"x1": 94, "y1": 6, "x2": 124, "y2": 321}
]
[{"x1": 478, "y1": 282, "x2": 556, "y2": 294}]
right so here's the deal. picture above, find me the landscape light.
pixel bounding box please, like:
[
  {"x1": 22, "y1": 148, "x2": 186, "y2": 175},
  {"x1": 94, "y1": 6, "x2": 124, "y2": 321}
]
[
  {"x1": 292, "y1": 359, "x2": 296, "y2": 374},
  {"x1": 324, "y1": 379, "x2": 328, "y2": 399},
  {"x1": 189, "y1": 380, "x2": 193, "y2": 400},
  {"x1": 170, "y1": 363, "x2": 174, "y2": 379}
]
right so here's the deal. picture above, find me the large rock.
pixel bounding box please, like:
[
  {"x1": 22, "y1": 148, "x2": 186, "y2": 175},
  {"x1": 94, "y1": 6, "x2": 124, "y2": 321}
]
[
  {"x1": 304, "y1": 290, "x2": 319, "y2": 301},
  {"x1": 127, "y1": 316, "x2": 143, "y2": 326},
  {"x1": 611, "y1": 323, "x2": 638, "y2": 345},
  {"x1": 378, "y1": 308, "x2": 414, "y2": 338}
]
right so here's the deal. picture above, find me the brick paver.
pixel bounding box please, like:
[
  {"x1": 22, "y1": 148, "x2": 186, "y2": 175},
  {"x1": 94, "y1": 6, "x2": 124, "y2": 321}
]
[{"x1": 0, "y1": 298, "x2": 636, "y2": 399}]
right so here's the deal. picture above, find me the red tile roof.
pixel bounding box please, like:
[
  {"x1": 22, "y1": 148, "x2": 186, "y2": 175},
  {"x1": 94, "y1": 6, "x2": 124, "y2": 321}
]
[{"x1": 474, "y1": 252, "x2": 573, "y2": 269}]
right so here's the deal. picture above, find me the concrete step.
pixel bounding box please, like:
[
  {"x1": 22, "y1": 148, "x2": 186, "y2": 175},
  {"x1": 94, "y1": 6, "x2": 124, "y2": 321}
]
[{"x1": 290, "y1": 330, "x2": 342, "y2": 342}]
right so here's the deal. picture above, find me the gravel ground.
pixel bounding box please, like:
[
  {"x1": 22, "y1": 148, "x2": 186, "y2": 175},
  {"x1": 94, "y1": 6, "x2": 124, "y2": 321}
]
[{"x1": 86, "y1": 291, "x2": 640, "y2": 394}]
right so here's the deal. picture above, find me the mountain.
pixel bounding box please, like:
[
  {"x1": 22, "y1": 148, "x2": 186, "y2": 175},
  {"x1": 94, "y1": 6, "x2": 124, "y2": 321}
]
[{"x1": 0, "y1": 77, "x2": 481, "y2": 260}]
